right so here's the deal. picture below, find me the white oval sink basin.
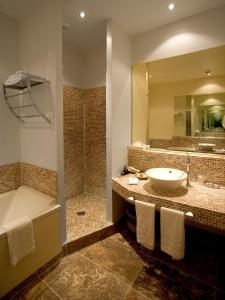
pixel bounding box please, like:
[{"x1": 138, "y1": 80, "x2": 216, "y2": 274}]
[{"x1": 146, "y1": 168, "x2": 187, "y2": 189}]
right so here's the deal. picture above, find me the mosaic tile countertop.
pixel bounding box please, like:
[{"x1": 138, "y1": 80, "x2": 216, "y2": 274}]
[{"x1": 112, "y1": 175, "x2": 225, "y2": 232}]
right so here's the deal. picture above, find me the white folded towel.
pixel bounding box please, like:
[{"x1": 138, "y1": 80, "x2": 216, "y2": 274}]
[
  {"x1": 3, "y1": 216, "x2": 35, "y2": 266},
  {"x1": 135, "y1": 200, "x2": 155, "y2": 250},
  {"x1": 160, "y1": 207, "x2": 185, "y2": 260}
]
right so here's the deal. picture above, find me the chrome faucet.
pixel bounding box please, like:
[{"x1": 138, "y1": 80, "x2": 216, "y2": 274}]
[{"x1": 186, "y1": 152, "x2": 192, "y2": 187}]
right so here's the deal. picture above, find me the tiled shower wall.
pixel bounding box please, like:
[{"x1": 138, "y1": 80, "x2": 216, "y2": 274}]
[
  {"x1": 64, "y1": 86, "x2": 85, "y2": 199},
  {"x1": 63, "y1": 85, "x2": 106, "y2": 200}
]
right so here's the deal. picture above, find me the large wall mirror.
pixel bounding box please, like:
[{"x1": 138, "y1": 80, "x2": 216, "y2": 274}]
[{"x1": 132, "y1": 45, "x2": 225, "y2": 154}]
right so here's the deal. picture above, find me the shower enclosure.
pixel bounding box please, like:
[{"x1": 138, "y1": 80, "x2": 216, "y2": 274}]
[{"x1": 63, "y1": 85, "x2": 109, "y2": 241}]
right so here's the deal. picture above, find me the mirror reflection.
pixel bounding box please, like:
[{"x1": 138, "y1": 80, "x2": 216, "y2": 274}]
[
  {"x1": 174, "y1": 93, "x2": 225, "y2": 137},
  {"x1": 132, "y1": 45, "x2": 225, "y2": 154}
]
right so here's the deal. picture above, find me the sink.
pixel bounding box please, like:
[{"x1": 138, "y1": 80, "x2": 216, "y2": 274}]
[
  {"x1": 146, "y1": 168, "x2": 187, "y2": 189},
  {"x1": 197, "y1": 143, "x2": 216, "y2": 151}
]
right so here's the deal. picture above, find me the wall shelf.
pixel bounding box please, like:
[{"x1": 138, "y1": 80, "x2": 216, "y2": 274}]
[{"x1": 2, "y1": 72, "x2": 51, "y2": 123}]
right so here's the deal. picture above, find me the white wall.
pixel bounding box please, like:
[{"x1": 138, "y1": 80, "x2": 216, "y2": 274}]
[
  {"x1": 83, "y1": 44, "x2": 106, "y2": 88},
  {"x1": 62, "y1": 42, "x2": 83, "y2": 88},
  {"x1": 132, "y1": 5, "x2": 225, "y2": 63},
  {"x1": 19, "y1": 0, "x2": 62, "y2": 171},
  {"x1": 62, "y1": 40, "x2": 106, "y2": 89},
  {"x1": 106, "y1": 20, "x2": 131, "y2": 221},
  {"x1": 0, "y1": 13, "x2": 20, "y2": 165}
]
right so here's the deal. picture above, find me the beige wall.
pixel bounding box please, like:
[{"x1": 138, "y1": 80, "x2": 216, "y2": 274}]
[
  {"x1": 149, "y1": 76, "x2": 225, "y2": 139},
  {"x1": 131, "y1": 64, "x2": 148, "y2": 144}
]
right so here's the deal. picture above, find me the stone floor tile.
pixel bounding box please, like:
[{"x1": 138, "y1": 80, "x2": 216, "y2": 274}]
[
  {"x1": 79, "y1": 236, "x2": 145, "y2": 285},
  {"x1": 124, "y1": 288, "x2": 151, "y2": 300},
  {"x1": 42, "y1": 252, "x2": 129, "y2": 300},
  {"x1": 14, "y1": 280, "x2": 61, "y2": 300}
]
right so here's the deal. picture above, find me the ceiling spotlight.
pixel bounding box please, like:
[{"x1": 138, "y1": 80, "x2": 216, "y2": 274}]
[
  {"x1": 79, "y1": 11, "x2": 86, "y2": 18},
  {"x1": 168, "y1": 3, "x2": 175, "y2": 10}
]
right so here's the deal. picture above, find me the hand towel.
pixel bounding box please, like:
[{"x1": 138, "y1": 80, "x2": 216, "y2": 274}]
[
  {"x1": 3, "y1": 216, "x2": 35, "y2": 266},
  {"x1": 160, "y1": 207, "x2": 185, "y2": 260},
  {"x1": 135, "y1": 200, "x2": 155, "y2": 250}
]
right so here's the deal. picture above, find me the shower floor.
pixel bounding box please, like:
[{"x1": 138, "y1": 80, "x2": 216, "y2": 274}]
[{"x1": 66, "y1": 193, "x2": 111, "y2": 241}]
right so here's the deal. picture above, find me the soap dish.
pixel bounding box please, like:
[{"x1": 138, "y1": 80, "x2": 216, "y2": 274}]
[{"x1": 135, "y1": 172, "x2": 148, "y2": 180}]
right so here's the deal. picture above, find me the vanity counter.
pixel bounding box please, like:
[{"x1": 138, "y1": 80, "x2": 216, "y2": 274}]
[{"x1": 112, "y1": 175, "x2": 225, "y2": 232}]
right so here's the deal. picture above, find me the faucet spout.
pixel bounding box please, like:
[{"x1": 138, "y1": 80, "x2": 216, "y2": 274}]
[{"x1": 186, "y1": 152, "x2": 192, "y2": 187}]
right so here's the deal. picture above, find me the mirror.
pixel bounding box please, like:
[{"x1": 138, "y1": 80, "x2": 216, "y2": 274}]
[
  {"x1": 174, "y1": 93, "x2": 225, "y2": 137},
  {"x1": 132, "y1": 45, "x2": 225, "y2": 154}
]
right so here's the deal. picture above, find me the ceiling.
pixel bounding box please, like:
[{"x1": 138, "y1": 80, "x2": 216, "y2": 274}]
[
  {"x1": 1, "y1": 0, "x2": 225, "y2": 51},
  {"x1": 147, "y1": 46, "x2": 225, "y2": 84},
  {"x1": 63, "y1": 0, "x2": 225, "y2": 51}
]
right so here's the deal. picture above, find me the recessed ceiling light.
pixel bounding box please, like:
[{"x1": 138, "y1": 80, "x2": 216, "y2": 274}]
[
  {"x1": 168, "y1": 3, "x2": 175, "y2": 10},
  {"x1": 79, "y1": 11, "x2": 86, "y2": 18}
]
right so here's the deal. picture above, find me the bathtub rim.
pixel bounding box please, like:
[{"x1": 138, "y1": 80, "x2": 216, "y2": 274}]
[{"x1": 0, "y1": 187, "x2": 60, "y2": 239}]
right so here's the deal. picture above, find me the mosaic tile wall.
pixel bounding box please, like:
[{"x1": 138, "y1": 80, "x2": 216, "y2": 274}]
[
  {"x1": 63, "y1": 85, "x2": 106, "y2": 200},
  {"x1": 20, "y1": 162, "x2": 58, "y2": 198},
  {"x1": 63, "y1": 86, "x2": 85, "y2": 199},
  {"x1": 0, "y1": 162, "x2": 58, "y2": 198},
  {"x1": 128, "y1": 148, "x2": 225, "y2": 186},
  {"x1": 0, "y1": 163, "x2": 21, "y2": 194},
  {"x1": 85, "y1": 87, "x2": 106, "y2": 198}
]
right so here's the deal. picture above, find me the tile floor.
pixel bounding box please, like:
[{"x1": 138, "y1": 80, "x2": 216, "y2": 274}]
[
  {"x1": 66, "y1": 193, "x2": 111, "y2": 241},
  {"x1": 12, "y1": 227, "x2": 225, "y2": 300}
]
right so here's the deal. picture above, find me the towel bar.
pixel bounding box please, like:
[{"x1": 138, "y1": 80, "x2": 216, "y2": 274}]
[{"x1": 127, "y1": 196, "x2": 194, "y2": 217}]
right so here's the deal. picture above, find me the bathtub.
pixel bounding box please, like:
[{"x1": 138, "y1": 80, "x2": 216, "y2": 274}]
[{"x1": 0, "y1": 186, "x2": 61, "y2": 297}]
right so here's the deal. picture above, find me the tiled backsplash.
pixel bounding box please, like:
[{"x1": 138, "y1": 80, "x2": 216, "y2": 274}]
[
  {"x1": 0, "y1": 162, "x2": 57, "y2": 198},
  {"x1": 0, "y1": 163, "x2": 20, "y2": 194},
  {"x1": 149, "y1": 136, "x2": 225, "y2": 149},
  {"x1": 128, "y1": 148, "x2": 225, "y2": 186},
  {"x1": 63, "y1": 85, "x2": 106, "y2": 200}
]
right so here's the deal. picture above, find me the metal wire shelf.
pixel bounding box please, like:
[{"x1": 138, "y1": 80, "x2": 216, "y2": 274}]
[{"x1": 2, "y1": 72, "x2": 51, "y2": 123}]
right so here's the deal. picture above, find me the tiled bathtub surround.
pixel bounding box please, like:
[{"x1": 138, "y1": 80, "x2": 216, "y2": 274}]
[
  {"x1": 21, "y1": 163, "x2": 58, "y2": 198},
  {"x1": 64, "y1": 86, "x2": 85, "y2": 199},
  {"x1": 128, "y1": 148, "x2": 225, "y2": 187},
  {"x1": 63, "y1": 85, "x2": 106, "y2": 199},
  {"x1": 0, "y1": 162, "x2": 20, "y2": 194},
  {"x1": 0, "y1": 162, "x2": 57, "y2": 198}
]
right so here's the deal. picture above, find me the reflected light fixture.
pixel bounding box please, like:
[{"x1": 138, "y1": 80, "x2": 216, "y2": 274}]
[
  {"x1": 168, "y1": 3, "x2": 175, "y2": 10},
  {"x1": 79, "y1": 11, "x2": 86, "y2": 18},
  {"x1": 205, "y1": 70, "x2": 211, "y2": 76}
]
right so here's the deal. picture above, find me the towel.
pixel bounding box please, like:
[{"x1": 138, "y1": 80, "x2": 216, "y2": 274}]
[
  {"x1": 160, "y1": 207, "x2": 185, "y2": 260},
  {"x1": 135, "y1": 200, "x2": 155, "y2": 250},
  {"x1": 3, "y1": 216, "x2": 35, "y2": 266}
]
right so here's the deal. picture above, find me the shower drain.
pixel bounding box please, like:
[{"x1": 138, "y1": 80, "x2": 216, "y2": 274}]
[{"x1": 77, "y1": 211, "x2": 86, "y2": 216}]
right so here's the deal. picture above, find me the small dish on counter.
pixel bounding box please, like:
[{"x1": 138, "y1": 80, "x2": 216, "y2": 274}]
[{"x1": 135, "y1": 172, "x2": 148, "y2": 180}]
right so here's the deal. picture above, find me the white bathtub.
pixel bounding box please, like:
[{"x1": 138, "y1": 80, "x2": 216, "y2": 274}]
[{"x1": 0, "y1": 186, "x2": 61, "y2": 297}]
